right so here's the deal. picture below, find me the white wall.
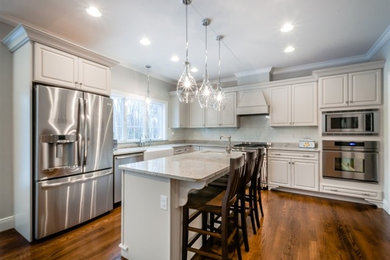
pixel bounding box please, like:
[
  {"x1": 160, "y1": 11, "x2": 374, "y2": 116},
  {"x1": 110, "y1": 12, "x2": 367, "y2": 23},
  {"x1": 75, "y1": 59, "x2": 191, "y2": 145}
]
[
  {"x1": 374, "y1": 40, "x2": 390, "y2": 213},
  {"x1": 182, "y1": 115, "x2": 319, "y2": 143},
  {"x1": 0, "y1": 22, "x2": 14, "y2": 225}
]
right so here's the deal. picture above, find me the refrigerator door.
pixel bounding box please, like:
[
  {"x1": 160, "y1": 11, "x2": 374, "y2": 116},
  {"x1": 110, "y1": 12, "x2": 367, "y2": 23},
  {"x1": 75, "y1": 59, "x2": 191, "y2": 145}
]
[
  {"x1": 34, "y1": 85, "x2": 83, "y2": 181},
  {"x1": 35, "y1": 169, "x2": 113, "y2": 239},
  {"x1": 84, "y1": 93, "x2": 113, "y2": 172}
]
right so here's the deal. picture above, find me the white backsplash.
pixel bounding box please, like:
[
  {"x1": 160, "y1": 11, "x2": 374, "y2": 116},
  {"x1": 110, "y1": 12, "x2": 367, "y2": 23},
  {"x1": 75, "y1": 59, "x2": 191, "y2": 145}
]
[{"x1": 170, "y1": 115, "x2": 319, "y2": 143}]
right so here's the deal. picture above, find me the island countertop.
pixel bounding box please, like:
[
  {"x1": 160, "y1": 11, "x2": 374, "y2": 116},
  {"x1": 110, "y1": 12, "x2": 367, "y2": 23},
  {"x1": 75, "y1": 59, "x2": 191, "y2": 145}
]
[{"x1": 119, "y1": 150, "x2": 243, "y2": 182}]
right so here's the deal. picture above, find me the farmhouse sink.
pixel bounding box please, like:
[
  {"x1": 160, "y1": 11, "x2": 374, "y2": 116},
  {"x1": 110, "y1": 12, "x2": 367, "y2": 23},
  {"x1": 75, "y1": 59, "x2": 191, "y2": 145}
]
[{"x1": 143, "y1": 147, "x2": 174, "y2": 160}]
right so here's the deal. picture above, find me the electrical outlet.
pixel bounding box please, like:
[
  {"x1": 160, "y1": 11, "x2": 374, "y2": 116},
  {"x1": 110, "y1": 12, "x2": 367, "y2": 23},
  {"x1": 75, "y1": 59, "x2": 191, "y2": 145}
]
[{"x1": 160, "y1": 195, "x2": 168, "y2": 210}]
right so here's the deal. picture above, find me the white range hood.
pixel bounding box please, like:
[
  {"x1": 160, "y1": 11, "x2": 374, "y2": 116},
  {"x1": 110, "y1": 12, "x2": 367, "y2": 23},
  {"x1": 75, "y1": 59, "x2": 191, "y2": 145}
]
[{"x1": 236, "y1": 88, "x2": 269, "y2": 115}]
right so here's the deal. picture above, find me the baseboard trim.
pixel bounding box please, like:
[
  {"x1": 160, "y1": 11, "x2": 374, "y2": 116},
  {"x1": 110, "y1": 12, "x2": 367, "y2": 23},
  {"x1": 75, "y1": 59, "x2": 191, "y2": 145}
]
[
  {"x1": 0, "y1": 215, "x2": 14, "y2": 232},
  {"x1": 383, "y1": 199, "x2": 390, "y2": 215}
]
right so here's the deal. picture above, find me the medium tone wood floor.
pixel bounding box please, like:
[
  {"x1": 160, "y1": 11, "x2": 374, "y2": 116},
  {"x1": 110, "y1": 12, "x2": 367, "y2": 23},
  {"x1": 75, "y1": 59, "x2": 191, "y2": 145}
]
[{"x1": 1, "y1": 190, "x2": 390, "y2": 260}]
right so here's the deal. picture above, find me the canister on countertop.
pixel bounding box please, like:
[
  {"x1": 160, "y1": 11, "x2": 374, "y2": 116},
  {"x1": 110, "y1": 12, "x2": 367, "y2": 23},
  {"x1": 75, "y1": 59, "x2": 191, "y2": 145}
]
[{"x1": 298, "y1": 138, "x2": 316, "y2": 148}]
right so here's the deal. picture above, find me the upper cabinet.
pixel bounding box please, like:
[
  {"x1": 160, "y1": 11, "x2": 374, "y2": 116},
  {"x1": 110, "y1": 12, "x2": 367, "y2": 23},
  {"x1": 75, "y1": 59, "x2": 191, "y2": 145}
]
[
  {"x1": 169, "y1": 92, "x2": 237, "y2": 128},
  {"x1": 270, "y1": 82, "x2": 317, "y2": 126},
  {"x1": 169, "y1": 93, "x2": 188, "y2": 128},
  {"x1": 319, "y1": 69, "x2": 381, "y2": 109},
  {"x1": 34, "y1": 43, "x2": 111, "y2": 95},
  {"x1": 205, "y1": 92, "x2": 237, "y2": 127},
  {"x1": 189, "y1": 101, "x2": 205, "y2": 128}
]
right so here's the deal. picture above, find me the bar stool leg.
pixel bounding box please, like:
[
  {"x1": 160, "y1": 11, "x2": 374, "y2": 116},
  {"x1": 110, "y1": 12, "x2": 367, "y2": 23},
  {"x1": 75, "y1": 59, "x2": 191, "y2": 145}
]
[
  {"x1": 234, "y1": 202, "x2": 242, "y2": 260},
  {"x1": 239, "y1": 196, "x2": 250, "y2": 252},
  {"x1": 182, "y1": 206, "x2": 189, "y2": 260}
]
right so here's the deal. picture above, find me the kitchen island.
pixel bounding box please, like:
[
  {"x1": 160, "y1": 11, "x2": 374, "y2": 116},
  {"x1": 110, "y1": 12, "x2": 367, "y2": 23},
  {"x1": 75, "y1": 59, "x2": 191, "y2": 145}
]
[{"x1": 119, "y1": 150, "x2": 243, "y2": 260}]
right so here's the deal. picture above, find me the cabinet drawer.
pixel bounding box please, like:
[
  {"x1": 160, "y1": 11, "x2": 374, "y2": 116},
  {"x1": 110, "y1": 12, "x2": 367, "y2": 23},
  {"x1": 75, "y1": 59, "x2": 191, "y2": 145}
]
[
  {"x1": 269, "y1": 150, "x2": 318, "y2": 160},
  {"x1": 321, "y1": 185, "x2": 380, "y2": 199}
]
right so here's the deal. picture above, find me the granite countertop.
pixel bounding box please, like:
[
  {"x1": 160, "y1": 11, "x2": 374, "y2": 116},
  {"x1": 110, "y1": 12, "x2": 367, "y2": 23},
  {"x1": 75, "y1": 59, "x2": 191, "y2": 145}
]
[
  {"x1": 119, "y1": 151, "x2": 243, "y2": 182},
  {"x1": 269, "y1": 142, "x2": 320, "y2": 152}
]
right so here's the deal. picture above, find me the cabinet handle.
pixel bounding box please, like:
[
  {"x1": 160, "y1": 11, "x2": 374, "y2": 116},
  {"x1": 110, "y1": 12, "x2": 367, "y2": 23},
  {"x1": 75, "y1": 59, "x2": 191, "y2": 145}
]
[
  {"x1": 362, "y1": 193, "x2": 370, "y2": 196},
  {"x1": 302, "y1": 155, "x2": 311, "y2": 158},
  {"x1": 330, "y1": 189, "x2": 338, "y2": 192},
  {"x1": 291, "y1": 162, "x2": 295, "y2": 165},
  {"x1": 349, "y1": 100, "x2": 353, "y2": 104},
  {"x1": 80, "y1": 82, "x2": 83, "y2": 86},
  {"x1": 274, "y1": 153, "x2": 281, "y2": 156}
]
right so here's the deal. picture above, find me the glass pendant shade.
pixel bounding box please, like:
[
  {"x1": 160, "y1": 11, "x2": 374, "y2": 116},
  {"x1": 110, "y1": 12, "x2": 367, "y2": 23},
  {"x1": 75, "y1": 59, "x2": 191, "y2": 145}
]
[
  {"x1": 212, "y1": 84, "x2": 226, "y2": 111},
  {"x1": 145, "y1": 65, "x2": 151, "y2": 104},
  {"x1": 212, "y1": 35, "x2": 226, "y2": 111},
  {"x1": 198, "y1": 18, "x2": 214, "y2": 108},
  {"x1": 177, "y1": 62, "x2": 198, "y2": 103},
  {"x1": 177, "y1": 0, "x2": 197, "y2": 104},
  {"x1": 198, "y1": 78, "x2": 214, "y2": 108}
]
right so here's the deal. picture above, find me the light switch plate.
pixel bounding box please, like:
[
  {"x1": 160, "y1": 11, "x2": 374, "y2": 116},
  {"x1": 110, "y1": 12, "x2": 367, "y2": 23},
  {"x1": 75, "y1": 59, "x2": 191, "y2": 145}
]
[{"x1": 160, "y1": 195, "x2": 168, "y2": 210}]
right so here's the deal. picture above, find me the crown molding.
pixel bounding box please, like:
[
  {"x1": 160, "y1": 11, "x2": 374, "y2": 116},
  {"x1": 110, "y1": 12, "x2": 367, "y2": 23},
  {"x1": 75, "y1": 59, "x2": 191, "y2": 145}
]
[
  {"x1": 234, "y1": 67, "x2": 273, "y2": 78},
  {"x1": 367, "y1": 25, "x2": 390, "y2": 59},
  {"x1": 312, "y1": 60, "x2": 385, "y2": 78}
]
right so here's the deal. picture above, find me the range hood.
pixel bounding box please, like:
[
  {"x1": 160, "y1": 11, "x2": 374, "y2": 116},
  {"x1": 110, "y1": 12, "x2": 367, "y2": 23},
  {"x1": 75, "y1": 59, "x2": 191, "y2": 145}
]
[{"x1": 236, "y1": 89, "x2": 269, "y2": 115}]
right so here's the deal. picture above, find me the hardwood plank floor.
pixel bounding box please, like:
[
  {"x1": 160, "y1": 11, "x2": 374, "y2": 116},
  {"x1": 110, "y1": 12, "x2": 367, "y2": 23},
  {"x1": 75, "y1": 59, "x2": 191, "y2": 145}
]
[{"x1": 1, "y1": 191, "x2": 390, "y2": 260}]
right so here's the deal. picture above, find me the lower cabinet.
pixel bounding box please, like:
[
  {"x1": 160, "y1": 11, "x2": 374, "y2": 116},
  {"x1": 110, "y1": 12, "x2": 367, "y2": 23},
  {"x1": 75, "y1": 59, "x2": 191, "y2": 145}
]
[{"x1": 268, "y1": 150, "x2": 319, "y2": 191}]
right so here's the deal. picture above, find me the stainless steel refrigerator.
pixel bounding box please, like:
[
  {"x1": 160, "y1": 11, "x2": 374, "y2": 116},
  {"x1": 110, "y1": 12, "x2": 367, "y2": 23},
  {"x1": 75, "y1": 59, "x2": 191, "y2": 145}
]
[{"x1": 33, "y1": 84, "x2": 113, "y2": 239}]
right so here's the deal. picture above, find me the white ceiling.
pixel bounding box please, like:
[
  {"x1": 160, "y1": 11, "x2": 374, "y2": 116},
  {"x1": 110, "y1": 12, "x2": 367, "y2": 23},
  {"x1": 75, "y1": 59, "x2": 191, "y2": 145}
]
[{"x1": 1, "y1": 0, "x2": 390, "y2": 83}]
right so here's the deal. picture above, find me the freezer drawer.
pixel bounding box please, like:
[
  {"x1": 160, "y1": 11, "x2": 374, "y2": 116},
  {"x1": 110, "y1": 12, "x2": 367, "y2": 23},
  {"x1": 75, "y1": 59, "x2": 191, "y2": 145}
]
[
  {"x1": 114, "y1": 153, "x2": 143, "y2": 203},
  {"x1": 35, "y1": 169, "x2": 113, "y2": 239}
]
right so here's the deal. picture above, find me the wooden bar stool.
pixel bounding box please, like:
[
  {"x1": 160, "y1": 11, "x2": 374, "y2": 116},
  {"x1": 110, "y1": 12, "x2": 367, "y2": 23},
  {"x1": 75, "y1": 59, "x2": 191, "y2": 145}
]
[
  {"x1": 208, "y1": 151, "x2": 258, "y2": 252},
  {"x1": 182, "y1": 155, "x2": 245, "y2": 260}
]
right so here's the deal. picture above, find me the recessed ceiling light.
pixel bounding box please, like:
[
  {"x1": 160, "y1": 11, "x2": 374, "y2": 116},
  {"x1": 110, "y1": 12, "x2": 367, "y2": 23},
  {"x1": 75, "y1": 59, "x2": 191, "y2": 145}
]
[
  {"x1": 191, "y1": 67, "x2": 198, "y2": 73},
  {"x1": 284, "y1": 45, "x2": 295, "y2": 53},
  {"x1": 140, "y1": 37, "x2": 151, "y2": 46},
  {"x1": 280, "y1": 22, "x2": 294, "y2": 32},
  {"x1": 86, "y1": 6, "x2": 102, "y2": 17},
  {"x1": 170, "y1": 55, "x2": 179, "y2": 62}
]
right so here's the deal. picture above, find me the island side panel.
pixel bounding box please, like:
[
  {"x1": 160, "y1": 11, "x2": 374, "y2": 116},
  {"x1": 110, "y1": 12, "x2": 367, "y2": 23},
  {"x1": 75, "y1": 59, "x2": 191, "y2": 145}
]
[{"x1": 121, "y1": 170, "x2": 171, "y2": 260}]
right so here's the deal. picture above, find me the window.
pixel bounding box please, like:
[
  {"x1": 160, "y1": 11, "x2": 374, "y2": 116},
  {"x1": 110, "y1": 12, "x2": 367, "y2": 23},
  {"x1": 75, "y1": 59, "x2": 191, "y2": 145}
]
[{"x1": 112, "y1": 93, "x2": 166, "y2": 143}]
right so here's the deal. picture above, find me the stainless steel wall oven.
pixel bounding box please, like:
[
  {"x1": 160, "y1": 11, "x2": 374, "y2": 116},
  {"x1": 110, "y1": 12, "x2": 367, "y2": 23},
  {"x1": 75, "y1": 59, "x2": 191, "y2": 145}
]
[{"x1": 322, "y1": 140, "x2": 378, "y2": 182}]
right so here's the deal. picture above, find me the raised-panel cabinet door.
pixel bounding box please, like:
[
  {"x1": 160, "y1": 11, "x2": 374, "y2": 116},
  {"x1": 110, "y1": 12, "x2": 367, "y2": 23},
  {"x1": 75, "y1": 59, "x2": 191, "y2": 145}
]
[
  {"x1": 349, "y1": 69, "x2": 381, "y2": 106},
  {"x1": 189, "y1": 101, "x2": 204, "y2": 128},
  {"x1": 292, "y1": 160, "x2": 318, "y2": 191},
  {"x1": 34, "y1": 43, "x2": 78, "y2": 89},
  {"x1": 268, "y1": 158, "x2": 290, "y2": 187},
  {"x1": 291, "y1": 83, "x2": 317, "y2": 126},
  {"x1": 319, "y1": 74, "x2": 348, "y2": 108},
  {"x1": 169, "y1": 95, "x2": 188, "y2": 128},
  {"x1": 220, "y1": 92, "x2": 237, "y2": 127},
  {"x1": 79, "y1": 58, "x2": 111, "y2": 95},
  {"x1": 270, "y1": 86, "x2": 291, "y2": 126},
  {"x1": 205, "y1": 107, "x2": 219, "y2": 127}
]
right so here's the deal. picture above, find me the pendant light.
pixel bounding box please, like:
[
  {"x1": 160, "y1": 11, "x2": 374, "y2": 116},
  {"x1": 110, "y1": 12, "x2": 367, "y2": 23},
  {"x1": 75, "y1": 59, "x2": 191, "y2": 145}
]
[
  {"x1": 213, "y1": 35, "x2": 226, "y2": 111},
  {"x1": 145, "y1": 65, "x2": 151, "y2": 104},
  {"x1": 177, "y1": 0, "x2": 197, "y2": 103},
  {"x1": 198, "y1": 18, "x2": 214, "y2": 109}
]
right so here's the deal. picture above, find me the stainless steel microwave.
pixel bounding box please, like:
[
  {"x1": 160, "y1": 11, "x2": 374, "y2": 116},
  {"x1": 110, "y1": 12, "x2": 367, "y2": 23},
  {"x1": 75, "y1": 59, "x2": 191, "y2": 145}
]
[{"x1": 322, "y1": 110, "x2": 379, "y2": 135}]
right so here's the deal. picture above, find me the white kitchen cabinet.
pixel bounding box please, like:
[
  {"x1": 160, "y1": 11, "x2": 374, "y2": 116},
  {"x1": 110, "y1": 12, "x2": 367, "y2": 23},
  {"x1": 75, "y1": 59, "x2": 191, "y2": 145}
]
[
  {"x1": 34, "y1": 43, "x2": 78, "y2": 89},
  {"x1": 189, "y1": 92, "x2": 237, "y2": 128},
  {"x1": 189, "y1": 101, "x2": 205, "y2": 128},
  {"x1": 319, "y1": 69, "x2": 381, "y2": 108},
  {"x1": 205, "y1": 106, "x2": 219, "y2": 127},
  {"x1": 268, "y1": 150, "x2": 319, "y2": 191},
  {"x1": 34, "y1": 43, "x2": 111, "y2": 95},
  {"x1": 205, "y1": 92, "x2": 237, "y2": 127},
  {"x1": 78, "y1": 58, "x2": 111, "y2": 95},
  {"x1": 268, "y1": 157, "x2": 290, "y2": 186},
  {"x1": 269, "y1": 86, "x2": 290, "y2": 126},
  {"x1": 270, "y1": 82, "x2": 317, "y2": 126},
  {"x1": 348, "y1": 70, "x2": 381, "y2": 106},
  {"x1": 169, "y1": 94, "x2": 188, "y2": 128}
]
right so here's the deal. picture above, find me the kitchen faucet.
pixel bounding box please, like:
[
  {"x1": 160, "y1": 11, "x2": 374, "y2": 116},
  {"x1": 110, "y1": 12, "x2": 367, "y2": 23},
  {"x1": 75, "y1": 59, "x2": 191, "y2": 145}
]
[{"x1": 220, "y1": 135, "x2": 232, "y2": 154}]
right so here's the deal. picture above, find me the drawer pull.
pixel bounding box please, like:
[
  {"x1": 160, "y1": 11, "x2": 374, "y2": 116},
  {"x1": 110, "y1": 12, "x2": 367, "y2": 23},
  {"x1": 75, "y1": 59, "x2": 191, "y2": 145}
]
[{"x1": 302, "y1": 155, "x2": 311, "y2": 157}]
